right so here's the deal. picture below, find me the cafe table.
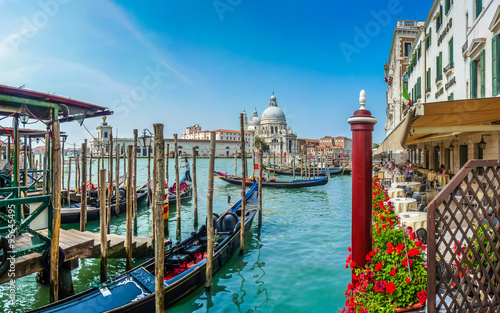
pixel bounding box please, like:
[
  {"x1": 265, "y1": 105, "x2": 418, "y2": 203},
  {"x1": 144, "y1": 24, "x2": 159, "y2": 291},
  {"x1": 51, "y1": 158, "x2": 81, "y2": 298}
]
[
  {"x1": 386, "y1": 187, "x2": 404, "y2": 198},
  {"x1": 398, "y1": 212, "x2": 427, "y2": 231},
  {"x1": 389, "y1": 197, "x2": 417, "y2": 213}
]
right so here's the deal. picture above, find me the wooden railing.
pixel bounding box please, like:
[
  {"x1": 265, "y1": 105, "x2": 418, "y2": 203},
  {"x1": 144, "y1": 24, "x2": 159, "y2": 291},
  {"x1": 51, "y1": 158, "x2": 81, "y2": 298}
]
[{"x1": 427, "y1": 160, "x2": 500, "y2": 312}]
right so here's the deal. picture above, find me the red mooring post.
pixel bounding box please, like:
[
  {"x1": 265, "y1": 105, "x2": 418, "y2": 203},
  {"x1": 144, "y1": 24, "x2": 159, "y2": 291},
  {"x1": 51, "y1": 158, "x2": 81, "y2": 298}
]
[{"x1": 347, "y1": 90, "x2": 377, "y2": 275}]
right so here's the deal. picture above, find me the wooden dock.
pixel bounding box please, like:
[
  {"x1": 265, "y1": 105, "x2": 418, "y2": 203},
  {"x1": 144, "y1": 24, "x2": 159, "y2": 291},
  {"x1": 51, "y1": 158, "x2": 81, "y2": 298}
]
[{"x1": 0, "y1": 228, "x2": 156, "y2": 285}]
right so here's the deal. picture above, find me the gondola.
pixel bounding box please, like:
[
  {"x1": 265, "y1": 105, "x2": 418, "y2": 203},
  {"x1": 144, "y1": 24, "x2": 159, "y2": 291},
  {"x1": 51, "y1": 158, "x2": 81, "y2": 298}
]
[
  {"x1": 215, "y1": 171, "x2": 328, "y2": 188},
  {"x1": 166, "y1": 175, "x2": 193, "y2": 204},
  {"x1": 60, "y1": 187, "x2": 148, "y2": 224},
  {"x1": 263, "y1": 165, "x2": 343, "y2": 176},
  {"x1": 29, "y1": 183, "x2": 259, "y2": 313}
]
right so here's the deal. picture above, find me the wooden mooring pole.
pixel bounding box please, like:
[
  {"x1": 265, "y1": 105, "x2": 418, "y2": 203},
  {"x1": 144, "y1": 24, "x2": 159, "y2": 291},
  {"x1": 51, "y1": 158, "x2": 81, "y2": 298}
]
[
  {"x1": 234, "y1": 152, "x2": 237, "y2": 177},
  {"x1": 166, "y1": 144, "x2": 169, "y2": 183},
  {"x1": 75, "y1": 153, "x2": 79, "y2": 195},
  {"x1": 89, "y1": 152, "x2": 93, "y2": 186},
  {"x1": 240, "y1": 114, "x2": 246, "y2": 255},
  {"x1": 133, "y1": 129, "x2": 138, "y2": 236},
  {"x1": 125, "y1": 145, "x2": 133, "y2": 270},
  {"x1": 97, "y1": 152, "x2": 101, "y2": 189},
  {"x1": 115, "y1": 143, "x2": 120, "y2": 217},
  {"x1": 258, "y1": 147, "x2": 263, "y2": 228},
  {"x1": 147, "y1": 143, "x2": 151, "y2": 205},
  {"x1": 80, "y1": 140, "x2": 87, "y2": 232},
  {"x1": 99, "y1": 169, "x2": 108, "y2": 283},
  {"x1": 49, "y1": 120, "x2": 61, "y2": 303},
  {"x1": 107, "y1": 131, "x2": 113, "y2": 234},
  {"x1": 66, "y1": 157, "x2": 72, "y2": 205},
  {"x1": 192, "y1": 147, "x2": 198, "y2": 227},
  {"x1": 174, "y1": 134, "x2": 181, "y2": 239},
  {"x1": 205, "y1": 133, "x2": 216, "y2": 290},
  {"x1": 153, "y1": 124, "x2": 165, "y2": 312}
]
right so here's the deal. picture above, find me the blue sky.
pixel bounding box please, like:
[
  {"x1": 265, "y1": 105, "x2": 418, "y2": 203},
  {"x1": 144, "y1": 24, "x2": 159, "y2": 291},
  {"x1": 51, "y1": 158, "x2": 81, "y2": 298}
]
[{"x1": 0, "y1": 0, "x2": 432, "y2": 146}]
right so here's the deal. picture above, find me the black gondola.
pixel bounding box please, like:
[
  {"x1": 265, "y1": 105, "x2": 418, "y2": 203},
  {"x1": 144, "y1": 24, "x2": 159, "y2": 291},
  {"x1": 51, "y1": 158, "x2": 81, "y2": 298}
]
[
  {"x1": 215, "y1": 171, "x2": 328, "y2": 188},
  {"x1": 29, "y1": 183, "x2": 259, "y2": 313},
  {"x1": 264, "y1": 165, "x2": 343, "y2": 176}
]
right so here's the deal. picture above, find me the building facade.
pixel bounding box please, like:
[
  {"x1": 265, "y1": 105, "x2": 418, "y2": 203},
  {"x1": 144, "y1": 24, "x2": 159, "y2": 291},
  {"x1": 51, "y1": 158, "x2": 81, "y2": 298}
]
[
  {"x1": 380, "y1": 0, "x2": 500, "y2": 174},
  {"x1": 246, "y1": 93, "x2": 298, "y2": 155},
  {"x1": 385, "y1": 20, "x2": 425, "y2": 134},
  {"x1": 90, "y1": 118, "x2": 251, "y2": 158}
]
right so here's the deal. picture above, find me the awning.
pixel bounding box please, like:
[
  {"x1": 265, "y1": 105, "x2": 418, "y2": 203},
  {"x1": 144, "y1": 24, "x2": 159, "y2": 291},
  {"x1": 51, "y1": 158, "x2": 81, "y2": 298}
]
[
  {"x1": 406, "y1": 97, "x2": 500, "y2": 145},
  {"x1": 375, "y1": 97, "x2": 500, "y2": 153},
  {"x1": 374, "y1": 108, "x2": 415, "y2": 155}
]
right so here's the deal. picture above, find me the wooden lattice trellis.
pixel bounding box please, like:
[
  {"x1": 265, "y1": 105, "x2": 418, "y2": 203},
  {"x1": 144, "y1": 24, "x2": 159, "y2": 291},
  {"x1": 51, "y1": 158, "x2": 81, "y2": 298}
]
[{"x1": 427, "y1": 160, "x2": 500, "y2": 312}]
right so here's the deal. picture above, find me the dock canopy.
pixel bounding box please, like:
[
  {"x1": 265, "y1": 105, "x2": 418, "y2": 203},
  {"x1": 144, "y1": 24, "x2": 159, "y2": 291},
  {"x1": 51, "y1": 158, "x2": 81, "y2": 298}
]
[
  {"x1": 0, "y1": 84, "x2": 112, "y2": 123},
  {"x1": 374, "y1": 97, "x2": 500, "y2": 153}
]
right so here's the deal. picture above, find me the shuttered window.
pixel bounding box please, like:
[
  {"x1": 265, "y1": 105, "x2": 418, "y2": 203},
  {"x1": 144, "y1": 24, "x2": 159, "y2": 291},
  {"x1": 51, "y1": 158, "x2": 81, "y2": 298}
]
[
  {"x1": 445, "y1": 0, "x2": 451, "y2": 14},
  {"x1": 493, "y1": 36, "x2": 500, "y2": 96},
  {"x1": 470, "y1": 60, "x2": 478, "y2": 99},
  {"x1": 436, "y1": 52, "x2": 443, "y2": 82},
  {"x1": 426, "y1": 68, "x2": 431, "y2": 92},
  {"x1": 476, "y1": 0, "x2": 483, "y2": 18},
  {"x1": 449, "y1": 38, "x2": 454, "y2": 67},
  {"x1": 480, "y1": 50, "x2": 485, "y2": 98}
]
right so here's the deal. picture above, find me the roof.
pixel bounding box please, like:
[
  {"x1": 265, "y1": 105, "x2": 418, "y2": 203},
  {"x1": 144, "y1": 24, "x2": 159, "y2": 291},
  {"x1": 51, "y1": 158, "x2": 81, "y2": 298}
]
[
  {"x1": 0, "y1": 127, "x2": 65, "y2": 138},
  {"x1": 212, "y1": 129, "x2": 253, "y2": 135},
  {"x1": 0, "y1": 84, "x2": 112, "y2": 123}
]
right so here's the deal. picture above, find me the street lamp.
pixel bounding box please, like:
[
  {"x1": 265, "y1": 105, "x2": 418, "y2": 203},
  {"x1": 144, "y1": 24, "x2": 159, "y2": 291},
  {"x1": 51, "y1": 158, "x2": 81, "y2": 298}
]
[
  {"x1": 19, "y1": 106, "x2": 30, "y2": 126},
  {"x1": 478, "y1": 135, "x2": 487, "y2": 150},
  {"x1": 448, "y1": 140, "x2": 454, "y2": 152},
  {"x1": 141, "y1": 128, "x2": 152, "y2": 149}
]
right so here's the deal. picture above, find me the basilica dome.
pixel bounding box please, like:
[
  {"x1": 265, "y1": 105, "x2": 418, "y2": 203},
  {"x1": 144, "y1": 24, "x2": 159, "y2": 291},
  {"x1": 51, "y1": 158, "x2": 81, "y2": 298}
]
[
  {"x1": 248, "y1": 108, "x2": 261, "y2": 126},
  {"x1": 261, "y1": 93, "x2": 285, "y2": 122}
]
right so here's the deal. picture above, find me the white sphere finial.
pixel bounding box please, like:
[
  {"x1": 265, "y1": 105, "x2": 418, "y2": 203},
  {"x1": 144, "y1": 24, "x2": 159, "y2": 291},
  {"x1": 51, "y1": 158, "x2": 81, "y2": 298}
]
[{"x1": 359, "y1": 90, "x2": 366, "y2": 110}]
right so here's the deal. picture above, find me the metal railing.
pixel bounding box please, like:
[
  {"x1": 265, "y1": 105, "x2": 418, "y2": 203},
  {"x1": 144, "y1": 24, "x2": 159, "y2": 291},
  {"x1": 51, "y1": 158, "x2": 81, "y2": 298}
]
[{"x1": 427, "y1": 160, "x2": 500, "y2": 312}]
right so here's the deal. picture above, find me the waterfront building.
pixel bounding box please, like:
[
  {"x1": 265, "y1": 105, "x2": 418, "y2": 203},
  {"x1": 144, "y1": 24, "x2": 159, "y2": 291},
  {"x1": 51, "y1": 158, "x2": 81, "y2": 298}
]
[
  {"x1": 297, "y1": 138, "x2": 319, "y2": 155},
  {"x1": 377, "y1": 0, "x2": 500, "y2": 174},
  {"x1": 245, "y1": 93, "x2": 298, "y2": 155},
  {"x1": 385, "y1": 20, "x2": 425, "y2": 134},
  {"x1": 90, "y1": 118, "x2": 251, "y2": 158}
]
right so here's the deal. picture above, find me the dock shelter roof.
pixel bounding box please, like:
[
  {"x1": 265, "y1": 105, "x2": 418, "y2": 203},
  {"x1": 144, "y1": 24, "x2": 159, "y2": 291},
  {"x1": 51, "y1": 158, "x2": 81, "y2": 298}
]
[
  {"x1": 374, "y1": 97, "x2": 500, "y2": 154},
  {"x1": 0, "y1": 84, "x2": 112, "y2": 123}
]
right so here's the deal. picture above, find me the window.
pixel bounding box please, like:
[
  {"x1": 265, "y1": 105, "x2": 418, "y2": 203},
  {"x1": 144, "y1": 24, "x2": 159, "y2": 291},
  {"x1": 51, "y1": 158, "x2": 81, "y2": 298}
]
[
  {"x1": 425, "y1": 28, "x2": 432, "y2": 50},
  {"x1": 493, "y1": 35, "x2": 500, "y2": 96},
  {"x1": 436, "y1": 52, "x2": 443, "y2": 82},
  {"x1": 448, "y1": 38, "x2": 454, "y2": 68},
  {"x1": 436, "y1": 5, "x2": 443, "y2": 30},
  {"x1": 426, "y1": 68, "x2": 431, "y2": 92},
  {"x1": 470, "y1": 59, "x2": 478, "y2": 99},
  {"x1": 104, "y1": 132, "x2": 108, "y2": 138},
  {"x1": 475, "y1": 0, "x2": 482, "y2": 18},
  {"x1": 448, "y1": 93, "x2": 454, "y2": 100},
  {"x1": 445, "y1": 0, "x2": 452, "y2": 15},
  {"x1": 404, "y1": 42, "x2": 411, "y2": 56}
]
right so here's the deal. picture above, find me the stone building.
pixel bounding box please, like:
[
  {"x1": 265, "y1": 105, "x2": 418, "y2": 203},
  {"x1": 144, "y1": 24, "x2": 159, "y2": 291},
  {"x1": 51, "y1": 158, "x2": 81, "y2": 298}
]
[{"x1": 246, "y1": 93, "x2": 298, "y2": 155}]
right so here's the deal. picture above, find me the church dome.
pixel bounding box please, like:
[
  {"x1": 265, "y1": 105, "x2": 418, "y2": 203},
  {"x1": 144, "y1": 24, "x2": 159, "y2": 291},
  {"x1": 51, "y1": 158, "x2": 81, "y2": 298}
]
[
  {"x1": 261, "y1": 92, "x2": 285, "y2": 121},
  {"x1": 248, "y1": 108, "x2": 261, "y2": 126}
]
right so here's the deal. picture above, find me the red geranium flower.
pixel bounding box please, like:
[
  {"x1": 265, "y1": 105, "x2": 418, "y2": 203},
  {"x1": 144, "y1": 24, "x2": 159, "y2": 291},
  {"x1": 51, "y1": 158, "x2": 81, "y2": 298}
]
[
  {"x1": 389, "y1": 268, "x2": 396, "y2": 275},
  {"x1": 386, "y1": 281, "x2": 396, "y2": 294}
]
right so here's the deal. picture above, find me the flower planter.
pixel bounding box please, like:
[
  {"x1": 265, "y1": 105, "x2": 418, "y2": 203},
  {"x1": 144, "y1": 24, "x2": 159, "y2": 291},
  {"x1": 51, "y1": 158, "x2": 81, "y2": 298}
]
[{"x1": 394, "y1": 302, "x2": 424, "y2": 312}]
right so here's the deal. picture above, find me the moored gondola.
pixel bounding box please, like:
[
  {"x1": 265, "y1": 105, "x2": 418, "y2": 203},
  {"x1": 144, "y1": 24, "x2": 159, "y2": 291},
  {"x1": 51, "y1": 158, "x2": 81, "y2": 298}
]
[
  {"x1": 263, "y1": 165, "x2": 343, "y2": 176},
  {"x1": 215, "y1": 171, "x2": 328, "y2": 188},
  {"x1": 28, "y1": 183, "x2": 259, "y2": 313}
]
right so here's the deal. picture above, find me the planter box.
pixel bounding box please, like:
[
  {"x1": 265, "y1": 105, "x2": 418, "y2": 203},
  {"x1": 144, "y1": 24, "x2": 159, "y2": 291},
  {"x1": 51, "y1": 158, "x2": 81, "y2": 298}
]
[{"x1": 395, "y1": 302, "x2": 424, "y2": 312}]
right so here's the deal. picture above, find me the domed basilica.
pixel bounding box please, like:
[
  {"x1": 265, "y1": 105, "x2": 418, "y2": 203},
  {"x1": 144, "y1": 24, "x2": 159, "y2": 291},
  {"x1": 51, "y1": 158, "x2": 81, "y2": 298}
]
[{"x1": 244, "y1": 92, "x2": 298, "y2": 154}]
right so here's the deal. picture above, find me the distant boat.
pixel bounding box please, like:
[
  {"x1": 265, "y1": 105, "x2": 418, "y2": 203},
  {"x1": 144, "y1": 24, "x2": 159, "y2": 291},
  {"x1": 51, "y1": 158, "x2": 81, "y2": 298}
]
[
  {"x1": 215, "y1": 171, "x2": 328, "y2": 188},
  {"x1": 264, "y1": 165, "x2": 343, "y2": 176}
]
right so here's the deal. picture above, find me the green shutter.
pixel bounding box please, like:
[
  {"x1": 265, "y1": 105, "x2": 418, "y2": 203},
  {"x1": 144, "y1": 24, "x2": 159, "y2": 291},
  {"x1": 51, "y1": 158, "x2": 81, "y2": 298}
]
[
  {"x1": 445, "y1": 0, "x2": 450, "y2": 14},
  {"x1": 493, "y1": 36, "x2": 498, "y2": 96},
  {"x1": 476, "y1": 0, "x2": 483, "y2": 18},
  {"x1": 448, "y1": 93, "x2": 454, "y2": 100},
  {"x1": 449, "y1": 38, "x2": 454, "y2": 66},
  {"x1": 440, "y1": 52, "x2": 443, "y2": 77},
  {"x1": 471, "y1": 60, "x2": 477, "y2": 99},
  {"x1": 481, "y1": 50, "x2": 485, "y2": 98}
]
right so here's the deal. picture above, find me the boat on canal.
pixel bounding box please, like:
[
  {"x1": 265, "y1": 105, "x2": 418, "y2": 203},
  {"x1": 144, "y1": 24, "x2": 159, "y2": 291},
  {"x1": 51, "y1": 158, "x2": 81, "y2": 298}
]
[
  {"x1": 29, "y1": 183, "x2": 259, "y2": 313},
  {"x1": 60, "y1": 186, "x2": 149, "y2": 224},
  {"x1": 215, "y1": 171, "x2": 328, "y2": 188},
  {"x1": 264, "y1": 165, "x2": 343, "y2": 176}
]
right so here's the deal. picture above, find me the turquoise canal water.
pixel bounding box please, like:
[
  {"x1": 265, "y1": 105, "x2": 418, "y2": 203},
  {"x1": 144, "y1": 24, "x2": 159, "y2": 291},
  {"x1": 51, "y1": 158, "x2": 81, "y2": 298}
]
[{"x1": 1, "y1": 158, "x2": 352, "y2": 313}]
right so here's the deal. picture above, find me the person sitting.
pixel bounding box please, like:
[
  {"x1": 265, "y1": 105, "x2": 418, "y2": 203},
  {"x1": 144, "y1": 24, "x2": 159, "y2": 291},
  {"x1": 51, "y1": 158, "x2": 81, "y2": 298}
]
[
  {"x1": 393, "y1": 166, "x2": 402, "y2": 175},
  {"x1": 2, "y1": 157, "x2": 13, "y2": 175},
  {"x1": 438, "y1": 164, "x2": 447, "y2": 174}
]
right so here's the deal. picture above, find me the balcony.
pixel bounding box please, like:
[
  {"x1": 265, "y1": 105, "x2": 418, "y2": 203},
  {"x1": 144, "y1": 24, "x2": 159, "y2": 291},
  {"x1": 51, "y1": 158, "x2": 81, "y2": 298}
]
[
  {"x1": 436, "y1": 75, "x2": 443, "y2": 86},
  {"x1": 444, "y1": 62, "x2": 454, "y2": 76}
]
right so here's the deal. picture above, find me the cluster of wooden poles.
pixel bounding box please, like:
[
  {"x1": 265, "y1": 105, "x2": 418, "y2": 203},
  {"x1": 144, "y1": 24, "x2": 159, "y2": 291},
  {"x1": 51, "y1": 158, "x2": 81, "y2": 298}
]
[{"x1": 48, "y1": 117, "x2": 264, "y2": 311}]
